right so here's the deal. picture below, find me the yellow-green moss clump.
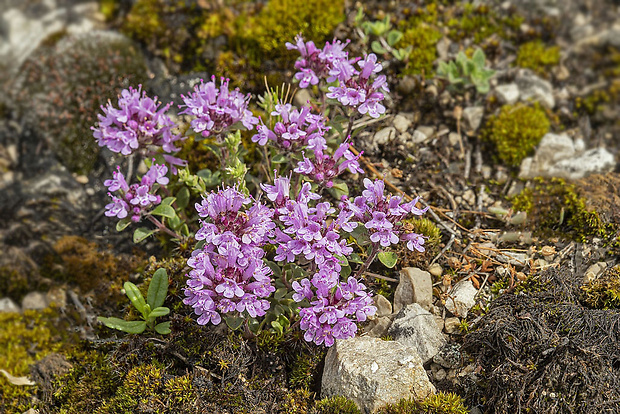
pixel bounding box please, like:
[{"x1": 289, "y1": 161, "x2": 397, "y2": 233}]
[
  {"x1": 481, "y1": 104, "x2": 550, "y2": 167},
  {"x1": 511, "y1": 177, "x2": 616, "y2": 242},
  {"x1": 315, "y1": 395, "x2": 361, "y2": 414},
  {"x1": 581, "y1": 265, "x2": 620, "y2": 309},
  {"x1": 515, "y1": 40, "x2": 561, "y2": 75},
  {"x1": 396, "y1": 4, "x2": 442, "y2": 76},
  {"x1": 247, "y1": 0, "x2": 344, "y2": 58},
  {"x1": 376, "y1": 392, "x2": 469, "y2": 414},
  {"x1": 446, "y1": 3, "x2": 523, "y2": 44}
]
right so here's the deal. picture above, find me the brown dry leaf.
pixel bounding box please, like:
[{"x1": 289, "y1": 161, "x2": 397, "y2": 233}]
[
  {"x1": 480, "y1": 260, "x2": 493, "y2": 273},
  {"x1": 391, "y1": 168, "x2": 403, "y2": 178},
  {"x1": 0, "y1": 369, "x2": 35, "y2": 386},
  {"x1": 447, "y1": 257, "x2": 462, "y2": 270}
]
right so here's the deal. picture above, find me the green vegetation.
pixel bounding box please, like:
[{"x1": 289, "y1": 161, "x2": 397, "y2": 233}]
[
  {"x1": 581, "y1": 265, "x2": 620, "y2": 309},
  {"x1": 315, "y1": 395, "x2": 362, "y2": 414},
  {"x1": 437, "y1": 49, "x2": 495, "y2": 94},
  {"x1": 481, "y1": 104, "x2": 550, "y2": 167},
  {"x1": 376, "y1": 392, "x2": 469, "y2": 414},
  {"x1": 396, "y1": 4, "x2": 442, "y2": 76},
  {"x1": 515, "y1": 40, "x2": 561, "y2": 75}
]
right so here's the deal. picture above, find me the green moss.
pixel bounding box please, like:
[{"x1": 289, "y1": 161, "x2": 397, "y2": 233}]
[
  {"x1": 481, "y1": 104, "x2": 550, "y2": 167},
  {"x1": 376, "y1": 392, "x2": 469, "y2": 414},
  {"x1": 289, "y1": 351, "x2": 325, "y2": 390},
  {"x1": 447, "y1": 3, "x2": 522, "y2": 44},
  {"x1": 246, "y1": 0, "x2": 344, "y2": 58},
  {"x1": 0, "y1": 266, "x2": 30, "y2": 302},
  {"x1": 575, "y1": 79, "x2": 620, "y2": 116},
  {"x1": 315, "y1": 395, "x2": 361, "y2": 414},
  {"x1": 398, "y1": 24, "x2": 442, "y2": 77},
  {"x1": 581, "y1": 265, "x2": 620, "y2": 309},
  {"x1": 98, "y1": 363, "x2": 164, "y2": 413},
  {"x1": 515, "y1": 40, "x2": 560, "y2": 75},
  {"x1": 511, "y1": 178, "x2": 616, "y2": 242}
]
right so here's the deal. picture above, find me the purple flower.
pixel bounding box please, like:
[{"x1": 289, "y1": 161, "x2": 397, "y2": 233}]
[
  {"x1": 93, "y1": 85, "x2": 184, "y2": 156},
  {"x1": 180, "y1": 76, "x2": 259, "y2": 138},
  {"x1": 293, "y1": 138, "x2": 363, "y2": 188}
]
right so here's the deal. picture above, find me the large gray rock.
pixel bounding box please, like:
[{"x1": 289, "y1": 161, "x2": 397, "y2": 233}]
[
  {"x1": 519, "y1": 132, "x2": 576, "y2": 179},
  {"x1": 388, "y1": 303, "x2": 446, "y2": 364},
  {"x1": 322, "y1": 336, "x2": 435, "y2": 413},
  {"x1": 547, "y1": 148, "x2": 616, "y2": 180},
  {"x1": 516, "y1": 70, "x2": 555, "y2": 109},
  {"x1": 394, "y1": 267, "x2": 433, "y2": 313},
  {"x1": 445, "y1": 280, "x2": 477, "y2": 318}
]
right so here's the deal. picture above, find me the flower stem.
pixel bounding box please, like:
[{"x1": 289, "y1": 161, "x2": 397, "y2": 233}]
[
  {"x1": 146, "y1": 214, "x2": 183, "y2": 240},
  {"x1": 355, "y1": 242, "x2": 380, "y2": 279}
]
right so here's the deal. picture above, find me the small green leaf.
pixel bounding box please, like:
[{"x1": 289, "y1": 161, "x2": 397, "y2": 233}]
[
  {"x1": 271, "y1": 154, "x2": 287, "y2": 163},
  {"x1": 274, "y1": 287, "x2": 288, "y2": 301},
  {"x1": 148, "y1": 306, "x2": 170, "y2": 319},
  {"x1": 277, "y1": 314, "x2": 290, "y2": 330},
  {"x1": 154, "y1": 321, "x2": 171, "y2": 335},
  {"x1": 147, "y1": 268, "x2": 169, "y2": 309},
  {"x1": 266, "y1": 260, "x2": 282, "y2": 277},
  {"x1": 116, "y1": 218, "x2": 131, "y2": 232},
  {"x1": 334, "y1": 254, "x2": 349, "y2": 267},
  {"x1": 341, "y1": 264, "x2": 351, "y2": 278},
  {"x1": 124, "y1": 281, "x2": 147, "y2": 316},
  {"x1": 377, "y1": 251, "x2": 398, "y2": 268},
  {"x1": 133, "y1": 227, "x2": 155, "y2": 243},
  {"x1": 150, "y1": 204, "x2": 176, "y2": 219},
  {"x1": 472, "y1": 48, "x2": 486, "y2": 68},
  {"x1": 98, "y1": 317, "x2": 147, "y2": 334},
  {"x1": 327, "y1": 181, "x2": 349, "y2": 200},
  {"x1": 167, "y1": 213, "x2": 182, "y2": 230},
  {"x1": 176, "y1": 187, "x2": 190, "y2": 210},
  {"x1": 271, "y1": 321, "x2": 283, "y2": 336},
  {"x1": 224, "y1": 316, "x2": 244, "y2": 331},
  {"x1": 161, "y1": 197, "x2": 176, "y2": 206},
  {"x1": 386, "y1": 30, "x2": 402, "y2": 46},
  {"x1": 349, "y1": 253, "x2": 364, "y2": 264},
  {"x1": 180, "y1": 223, "x2": 190, "y2": 237},
  {"x1": 371, "y1": 40, "x2": 387, "y2": 55}
]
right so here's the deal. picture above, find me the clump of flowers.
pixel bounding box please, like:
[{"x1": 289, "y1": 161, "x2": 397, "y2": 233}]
[
  {"x1": 93, "y1": 85, "x2": 183, "y2": 156},
  {"x1": 180, "y1": 76, "x2": 259, "y2": 138},
  {"x1": 104, "y1": 162, "x2": 169, "y2": 222},
  {"x1": 184, "y1": 187, "x2": 276, "y2": 325},
  {"x1": 295, "y1": 137, "x2": 363, "y2": 188}
]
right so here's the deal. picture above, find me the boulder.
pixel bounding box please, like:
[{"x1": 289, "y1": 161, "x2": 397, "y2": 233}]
[
  {"x1": 388, "y1": 303, "x2": 446, "y2": 364},
  {"x1": 394, "y1": 267, "x2": 433, "y2": 312}
]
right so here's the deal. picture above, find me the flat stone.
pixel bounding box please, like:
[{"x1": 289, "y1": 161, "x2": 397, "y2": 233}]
[
  {"x1": 374, "y1": 127, "x2": 397, "y2": 145},
  {"x1": 547, "y1": 148, "x2": 616, "y2": 180},
  {"x1": 462, "y1": 106, "x2": 484, "y2": 131},
  {"x1": 0, "y1": 297, "x2": 20, "y2": 313},
  {"x1": 516, "y1": 69, "x2": 555, "y2": 109},
  {"x1": 495, "y1": 84, "x2": 520, "y2": 105},
  {"x1": 389, "y1": 303, "x2": 447, "y2": 364},
  {"x1": 21, "y1": 291, "x2": 49, "y2": 310},
  {"x1": 321, "y1": 336, "x2": 435, "y2": 413},
  {"x1": 583, "y1": 262, "x2": 608, "y2": 284},
  {"x1": 374, "y1": 294, "x2": 393, "y2": 317},
  {"x1": 393, "y1": 114, "x2": 413, "y2": 133},
  {"x1": 445, "y1": 280, "x2": 477, "y2": 318},
  {"x1": 394, "y1": 267, "x2": 434, "y2": 313},
  {"x1": 519, "y1": 133, "x2": 576, "y2": 179}
]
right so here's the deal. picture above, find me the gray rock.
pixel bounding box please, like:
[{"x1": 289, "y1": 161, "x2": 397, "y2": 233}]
[
  {"x1": 428, "y1": 263, "x2": 442, "y2": 277},
  {"x1": 495, "y1": 84, "x2": 520, "y2": 105},
  {"x1": 21, "y1": 291, "x2": 49, "y2": 310},
  {"x1": 0, "y1": 297, "x2": 20, "y2": 313},
  {"x1": 462, "y1": 106, "x2": 484, "y2": 131},
  {"x1": 411, "y1": 129, "x2": 430, "y2": 144},
  {"x1": 394, "y1": 267, "x2": 433, "y2": 313},
  {"x1": 433, "y1": 343, "x2": 462, "y2": 369},
  {"x1": 389, "y1": 303, "x2": 446, "y2": 364},
  {"x1": 374, "y1": 127, "x2": 397, "y2": 145},
  {"x1": 445, "y1": 280, "x2": 477, "y2": 318},
  {"x1": 374, "y1": 294, "x2": 393, "y2": 317},
  {"x1": 519, "y1": 132, "x2": 576, "y2": 179},
  {"x1": 547, "y1": 148, "x2": 616, "y2": 180},
  {"x1": 322, "y1": 336, "x2": 435, "y2": 413},
  {"x1": 583, "y1": 262, "x2": 607, "y2": 284},
  {"x1": 516, "y1": 70, "x2": 555, "y2": 109},
  {"x1": 393, "y1": 114, "x2": 412, "y2": 133},
  {"x1": 368, "y1": 317, "x2": 393, "y2": 338},
  {"x1": 444, "y1": 317, "x2": 461, "y2": 334}
]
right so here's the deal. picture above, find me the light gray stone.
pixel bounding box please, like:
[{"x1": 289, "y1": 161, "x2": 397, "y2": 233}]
[
  {"x1": 428, "y1": 263, "x2": 442, "y2": 278},
  {"x1": 0, "y1": 297, "x2": 20, "y2": 313},
  {"x1": 389, "y1": 303, "x2": 446, "y2": 364},
  {"x1": 444, "y1": 317, "x2": 461, "y2": 334},
  {"x1": 445, "y1": 280, "x2": 477, "y2": 318},
  {"x1": 393, "y1": 114, "x2": 412, "y2": 133},
  {"x1": 321, "y1": 336, "x2": 435, "y2": 414},
  {"x1": 411, "y1": 129, "x2": 430, "y2": 144},
  {"x1": 547, "y1": 148, "x2": 616, "y2": 180},
  {"x1": 374, "y1": 127, "x2": 397, "y2": 145},
  {"x1": 21, "y1": 291, "x2": 49, "y2": 310},
  {"x1": 583, "y1": 262, "x2": 607, "y2": 284},
  {"x1": 394, "y1": 267, "x2": 433, "y2": 313},
  {"x1": 374, "y1": 294, "x2": 393, "y2": 317},
  {"x1": 495, "y1": 84, "x2": 520, "y2": 105},
  {"x1": 368, "y1": 317, "x2": 393, "y2": 338},
  {"x1": 516, "y1": 70, "x2": 555, "y2": 109},
  {"x1": 462, "y1": 106, "x2": 484, "y2": 131},
  {"x1": 519, "y1": 132, "x2": 576, "y2": 179}
]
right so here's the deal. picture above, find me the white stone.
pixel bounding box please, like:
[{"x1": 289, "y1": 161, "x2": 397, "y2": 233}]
[
  {"x1": 321, "y1": 336, "x2": 435, "y2": 413},
  {"x1": 445, "y1": 281, "x2": 477, "y2": 318},
  {"x1": 0, "y1": 297, "x2": 20, "y2": 313},
  {"x1": 462, "y1": 106, "x2": 484, "y2": 131},
  {"x1": 583, "y1": 262, "x2": 607, "y2": 284},
  {"x1": 374, "y1": 294, "x2": 393, "y2": 317},
  {"x1": 374, "y1": 127, "x2": 397, "y2": 145},
  {"x1": 389, "y1": 303, "x2": 446, "y2": 364},
  {"x1": 411, "y1": 129, "x2": 431, "y2": 144},
  {"x1": 394, "y1": 267, "x2": 434, "y2": 313},
  {"x1": 516, "y1": 70, "x2": 555, "y2": 109},
  {"x1": 547, "y1": 148, "x2": 616, "y2": 180},
  {"x1": 519, "y1": 132, "x2": 576, "y2": 179},
  {"x1": 495, "y1": 84, "x2": 520, "y2": 105},
  {"x1": 21, "y1": 292, "x2": 49, "y2": 310},
  {"x1": 393, "y1": 114, "x2": 412, "y2": 133},
  {"x1": 444, "y1": 317, "x2": 461, "y2": 334}
]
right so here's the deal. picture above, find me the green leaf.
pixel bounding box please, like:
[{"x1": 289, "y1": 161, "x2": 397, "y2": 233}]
[
  {"x1": 349, "y1": 225, "x2": 371, "y2": 246},
  {"x1": 472, "y1": 48, "x2": 486, "y2": 68},
  {"x1": 150, "y1": 204, "x2": 176, "y2": 219},
  {"x1": 274, "y1": 287, "x2": 288, "y2": 301},
  {"x1": 265, "y1": 260, "x2": 282, "y2": 278},
  {"x1": 271, "y1": 154, "x2": 287, "y2": 163},
  {"x1": 148, "y1": 306, "x2": 170, "y2": 319},
  {"x1": 161, "y1": 197, "x2": 176, "y2": 206},
  {"x1": 98, "y1": 317, "x2": 147, "y2": 334},
  {"x1": 224, "y1": 316, "x2": 244, "y2": 331},
  {"x1": 133, "y1": 227, "x2": 155, "y2": 243},
  {"x1": 180, "y1": 223, "x2": 190, "y2": 237},
  {"x1": 154, "y1": 321, "x2": 171, "y2": 335},
  {"x1": 327, "y1": 181, "x2": 349, "y2": 200},
  {"x1": 176, "y1": 187, "x2": 190, "y2": 210},
  {"x1": 147, "y1": 268, "x2": 169, "y2": 309},
  {"x1": 341, "y1": 264, "x2": 351, "y2": 278},
  {"x1": 116, "y1": 218, "x2": 131, "y2": 232},
  {"x1": 334, "y1": 254, "x2": 349, "y2": 267},
  {"x1": 124, "y1": 281, "x2": 147, "y2": 316},
  {"x1": 349, "y1": 253, "x2": 364, "y2": 264},
  {"x1": 371, "y1": 40, "x2": 387, "y2": 55},
  {"x1": 270, "y1": 321, "x2": 283, "y2": 336},
  {"x1": 377, "y1": 251, "x2": 398, "y2": 268},
  {"x1": 167, "y1": 213, "x2": 182, "y2": 230},
  {"x1": 386, "y1": 30, "x2": 402, "y2": 46},
  {"x1": 277, "y1": 314, "x2": 290, "y2": 330}
]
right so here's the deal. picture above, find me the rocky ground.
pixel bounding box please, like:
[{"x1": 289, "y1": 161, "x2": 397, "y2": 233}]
[{"x1": 0, "y1": 0, "x2": 619, "y2": 413}]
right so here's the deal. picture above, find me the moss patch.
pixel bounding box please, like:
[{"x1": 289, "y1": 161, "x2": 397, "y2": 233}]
[
  {"x1": 376, "y1": 392, "x2": 469, "y2": 414},
  {"x1": 515, "y1": 40, "x2": 561, "y2": 76}
]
